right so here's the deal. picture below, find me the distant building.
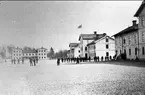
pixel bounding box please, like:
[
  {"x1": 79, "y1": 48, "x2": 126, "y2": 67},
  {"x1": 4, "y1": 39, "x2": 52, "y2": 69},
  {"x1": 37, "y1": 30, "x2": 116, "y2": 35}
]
[
  {"x1": 12, "y1": 47, "x2": 48, "y2": 60},
  {"x1": 87, "y1": 34, "x2": 115, "y2": 60},
  {"x1": 79, "y1": 31, "x2": 105, "y2": 58},
  {"x1": 22, "y1": 48, "x2": 37, "y2": 59},
  {"x1": 12, "y1": 47, "x2": 23, "y2": 60},
  {"x1": 134, "y1": 0, "x2": 145, "y2": 60},
  {"x1": 113, "y1": 20, "x2": 139, "y2": 60},
  {"x1": 37, "y1": 47, "x2": 48, "y2": 60},
  {"x1": 69, "y1": 43, "x2": 80, "y2": 58}
]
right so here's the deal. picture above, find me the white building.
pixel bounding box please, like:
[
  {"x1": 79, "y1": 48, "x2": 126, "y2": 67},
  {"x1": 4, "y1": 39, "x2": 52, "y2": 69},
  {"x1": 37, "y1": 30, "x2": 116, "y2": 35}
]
[
  {"x1": 87, "y1": 35, "x2": 115, "y2": 60},
  {"x1": 69, "y1": 43, "x2": 80, "y2": 58},
  {"x1": 12, "y1": 47, "x2": 23, "y2": 60},
  {"x1": 37, "y1": 47, "x2": 48, "y2": 60},
  {"x1": 22, "y1": 48, "x2": 37, "y2": 59},
  {"x1": 79, "y1": 31, "x2": 105, "y2": 58}
]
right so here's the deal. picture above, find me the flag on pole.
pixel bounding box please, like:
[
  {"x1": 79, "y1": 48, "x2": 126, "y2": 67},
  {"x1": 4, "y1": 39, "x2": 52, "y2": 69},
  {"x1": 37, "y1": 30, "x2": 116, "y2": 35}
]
[{"x1": 78, "y1": 24, "x2": 82, "y2": 28}]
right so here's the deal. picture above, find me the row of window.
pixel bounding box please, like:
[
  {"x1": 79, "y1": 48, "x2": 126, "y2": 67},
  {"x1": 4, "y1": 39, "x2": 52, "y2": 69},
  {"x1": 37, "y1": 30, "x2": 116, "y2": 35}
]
[
  {"x1": 85, "y1": 44, "x2": 109, "y2": 52},
  {"x1": 123, "y1": 35, "x2": 137, "y2": 45},
  {"x1": 14, "y1": 53, "x2": 47, "y2": 56},
  {"x1": 38, "y1": 50, "x2": 47, "y2": 52},
  {"x1": 119, "y1": 47, "x2": 145, "y2": 56},
  {"x1": 39, "y1": 57, "x2": 47, "y2": 59}
]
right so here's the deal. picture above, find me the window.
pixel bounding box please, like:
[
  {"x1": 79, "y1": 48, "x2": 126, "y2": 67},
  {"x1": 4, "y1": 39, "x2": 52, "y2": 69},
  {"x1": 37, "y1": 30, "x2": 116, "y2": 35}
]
[
  {"x1": 106, "y1": 38, "x2": 108, "y2": 42},
  {"x1": 142, "y1": 47, "x2": 145, "y2": 55},
  {"x1": 85, "y1": 47, "x2": 87, "y2": 51},
  {"x1": 134, "y1": 34, "x2": 137, "y2": 44},
  {"x1": 135, "y1": 48, "x2": 137, "y2": 55},
  {"x1": 123, "y1": 39, "x2": 126, "y2": 44},
  {"x1": 78, "y1": 50, "x2": 80, "y2": 53},
  {"x1": 128, "y1": 36, "x2": 131, "y2": 45},
  {"x1": 106, "y1": 44, "x2": 109, "y2": 49},
  {"x1": 129, "y1": 49, "x2": 131, "y2": 55},
  {"x1": 106, "y1": 52, "x2": 109, "y2": 56},
  {"x1": 141, "y1": 17, "x2": 145, "y2": 27},
  {"x1": 142, "y1": 31, "x2": 145, "y2": 42}
]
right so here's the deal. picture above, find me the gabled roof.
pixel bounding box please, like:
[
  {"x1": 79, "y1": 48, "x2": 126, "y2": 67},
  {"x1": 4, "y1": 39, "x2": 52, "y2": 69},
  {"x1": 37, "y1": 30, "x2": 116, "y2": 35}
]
[
  {"x1": 134, "y1": 0, "x2": 145, "y2": 17},
  {"x1": 87, "y1": 34, "x2": 110, "y2": 46},
  {"x1": 78, "y1": 33, "x2": 106, "y2": 41},
  {"x1": 78, "y1": 34, "x2": 97, "y2": 41},
  {"x1": 69, "y1": 43, "x2": 79, "y2": 47},
  {"x1": 113, "y1": 24, "x2": 138, "y2": 37}
]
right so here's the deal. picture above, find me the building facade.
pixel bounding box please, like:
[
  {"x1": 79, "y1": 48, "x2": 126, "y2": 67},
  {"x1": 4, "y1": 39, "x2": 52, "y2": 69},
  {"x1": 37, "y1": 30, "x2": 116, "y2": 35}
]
[
  {"x1": 114, "y1": 20, "x2": 139, "y2": 60},
  {"x1": 79, "y1": 32, "x2": 105, "y2": 58},
  {"x1": 68, "y1": 43, "x2": 80, "y2": 58},
  {"x1": 37, "y1": 47, "x2": 48, "y2": 60},
  {"x1": 12, "y1": 47, "x2": 48, "y2": 60},
  {"x1": 12, "y1": 47, "x2": 23, "y2": 60},
  {"x1": 134, "y1": 0, "x2": 145, "y2": 60},
  {"x1": 87, "y1": 35, "x2": 115, "y2": 60},
  {"x1": 22, "y1": 48, "x2": 37, "y2": 59}
]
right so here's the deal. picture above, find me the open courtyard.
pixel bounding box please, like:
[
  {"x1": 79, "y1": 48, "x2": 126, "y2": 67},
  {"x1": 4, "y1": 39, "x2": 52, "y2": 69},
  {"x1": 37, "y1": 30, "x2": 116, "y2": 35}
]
[{"x1": 0, "y1": 60, "x2": 145, "y2": 95}]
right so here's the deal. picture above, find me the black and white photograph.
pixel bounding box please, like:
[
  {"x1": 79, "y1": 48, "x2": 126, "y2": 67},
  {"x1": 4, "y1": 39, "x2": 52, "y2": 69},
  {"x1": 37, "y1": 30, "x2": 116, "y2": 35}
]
[{"x1": 0, "y1": 0, "x2": 145, "y2": 95}]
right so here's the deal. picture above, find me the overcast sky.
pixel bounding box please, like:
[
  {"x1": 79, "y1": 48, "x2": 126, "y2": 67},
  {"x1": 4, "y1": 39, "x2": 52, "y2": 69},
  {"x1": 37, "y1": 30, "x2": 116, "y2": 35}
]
[{"x1": 0, "y1": 1, "x2": 142, "y2": 52}]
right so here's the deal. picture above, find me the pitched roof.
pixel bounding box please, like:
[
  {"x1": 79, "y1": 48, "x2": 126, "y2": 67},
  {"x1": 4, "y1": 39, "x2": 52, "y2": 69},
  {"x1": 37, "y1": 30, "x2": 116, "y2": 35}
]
[
  {"x1": 78, "y1": 33, "x2": 106, "y2": 41},
  {"x1": 22, "y1": 48, "x2": 37, "y2": 53},
  {"x1": 69, "y1": 43, "x2": 79, "y2": 47},
  {"x1": 87, "y1": 34, "x2": 109, "y2": 46},
  {"x1": 134, "y1": 0, "x2": 145, "y2": 17},
  {"x1": 113, "y1": 24, "x2": 138, "y2": 37}
]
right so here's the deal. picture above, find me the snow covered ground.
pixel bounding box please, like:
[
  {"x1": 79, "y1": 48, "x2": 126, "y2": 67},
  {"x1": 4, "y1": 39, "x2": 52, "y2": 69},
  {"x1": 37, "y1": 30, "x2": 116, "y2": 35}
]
[{"x1": 0, "y1": 60, "x2": 145, "y2": 95}]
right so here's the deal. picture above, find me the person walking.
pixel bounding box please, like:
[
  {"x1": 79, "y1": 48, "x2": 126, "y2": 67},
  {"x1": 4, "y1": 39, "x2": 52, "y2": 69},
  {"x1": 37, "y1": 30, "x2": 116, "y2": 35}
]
[{"x1": 57, "y1": 58, "x2": 60, "y2": 66}]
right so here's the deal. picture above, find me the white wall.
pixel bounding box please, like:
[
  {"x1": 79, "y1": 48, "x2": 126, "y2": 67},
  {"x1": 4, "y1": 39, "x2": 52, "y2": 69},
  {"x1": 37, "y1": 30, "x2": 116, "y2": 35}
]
[{"x1": 95, "y1": 36, "x2": 115, "y2": 59}]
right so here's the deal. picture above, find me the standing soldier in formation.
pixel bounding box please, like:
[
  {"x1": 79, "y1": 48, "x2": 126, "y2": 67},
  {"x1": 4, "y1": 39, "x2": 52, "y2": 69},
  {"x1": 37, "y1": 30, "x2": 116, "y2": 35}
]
[
  {"x1": 29, "y1": 58, "x2": 33, "y2": 66},
  {"x1": 57, "y1": 58, "x2": 60, "y2": 66},
  {"x1": 22, "y1": 58, "x2": 24, "y2": 64},
  {"x1": 33, "y1": 57, "x2": 36, "y2": 66}
]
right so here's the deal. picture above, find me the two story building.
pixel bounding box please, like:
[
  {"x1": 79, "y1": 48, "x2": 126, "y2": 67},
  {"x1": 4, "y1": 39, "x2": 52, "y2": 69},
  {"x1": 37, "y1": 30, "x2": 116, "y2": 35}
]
[
  {"x1": 87, "y1": 34, "x2": 115, "y2": 60},
  {"x1": 68, "y1": 43, "x2": 80, "y2": 58},
  {"x1": 37, "y1": 47, "x2": 48, "y2": 60},
  {"x1": 114, "y1": 20, "x2": 139, "y2": 60},
  {"x1": 79, "y1": 31, "x2": 105, "y2": 58},
  {"x1": 134, "y1": 0, "x2": 145, "y2": 60},
  {"x1": 12, "y1": 47, "x2": 23, "y2": 60}
]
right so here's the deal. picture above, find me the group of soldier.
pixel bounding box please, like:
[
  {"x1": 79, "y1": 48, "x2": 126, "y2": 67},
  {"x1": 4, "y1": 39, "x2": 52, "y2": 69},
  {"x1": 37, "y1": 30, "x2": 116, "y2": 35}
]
[
  {"x1": 57, "y1": 56, "x2": 114, "y2": 66},
  {"x1": 11, "y1": 58, "x2": 24, "y2": 64},
  {"x1": 94, "y1": 56, "x2": 113, "y2": 62},
  {"x1": 29, "y1": 57, "x2": 38, "y2": 66},
  {"x1": 11, "y1": 57, "x2": 39, "y2": 66}
]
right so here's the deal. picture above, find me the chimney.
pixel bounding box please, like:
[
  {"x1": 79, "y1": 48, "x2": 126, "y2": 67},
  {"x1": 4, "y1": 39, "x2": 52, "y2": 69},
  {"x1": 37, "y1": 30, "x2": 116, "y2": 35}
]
[
  {"x1": 132, "y1": 20, "x2": 137, "y2": 26},
  {"x1": 94, "y1": 31, "x2": 97, "y2": 34}
]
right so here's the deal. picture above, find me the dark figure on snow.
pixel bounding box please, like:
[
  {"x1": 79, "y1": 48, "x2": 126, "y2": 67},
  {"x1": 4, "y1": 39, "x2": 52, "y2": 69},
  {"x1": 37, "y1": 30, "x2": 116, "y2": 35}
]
[
  {"x1": 57, "y1": 58, "x2": 60, "y2": 66},
  {"x1": 29, "y1": 58, "x2": 33, "y2": 66},
  {"x1": 88, "y1": 57, "x2": 91, "y2": 62},
  {"x1": 33, "y1": 58, "x2": 36, "y2": 66},
  {"x1": 18, "y1": 59, "x2": 20, "y2": 64},
  {"x1": 61, "y1": 58, "x2": 63, "y2": 63},
  {"x1": 76, "y1": 57, "x2": 79, "y2": 64},
  {"x1": 22, "y1": 58, "x2": 24, "y2": 64},
  {"x1": 101, "y1": 56, "x2": 104, "y2": 61}
]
